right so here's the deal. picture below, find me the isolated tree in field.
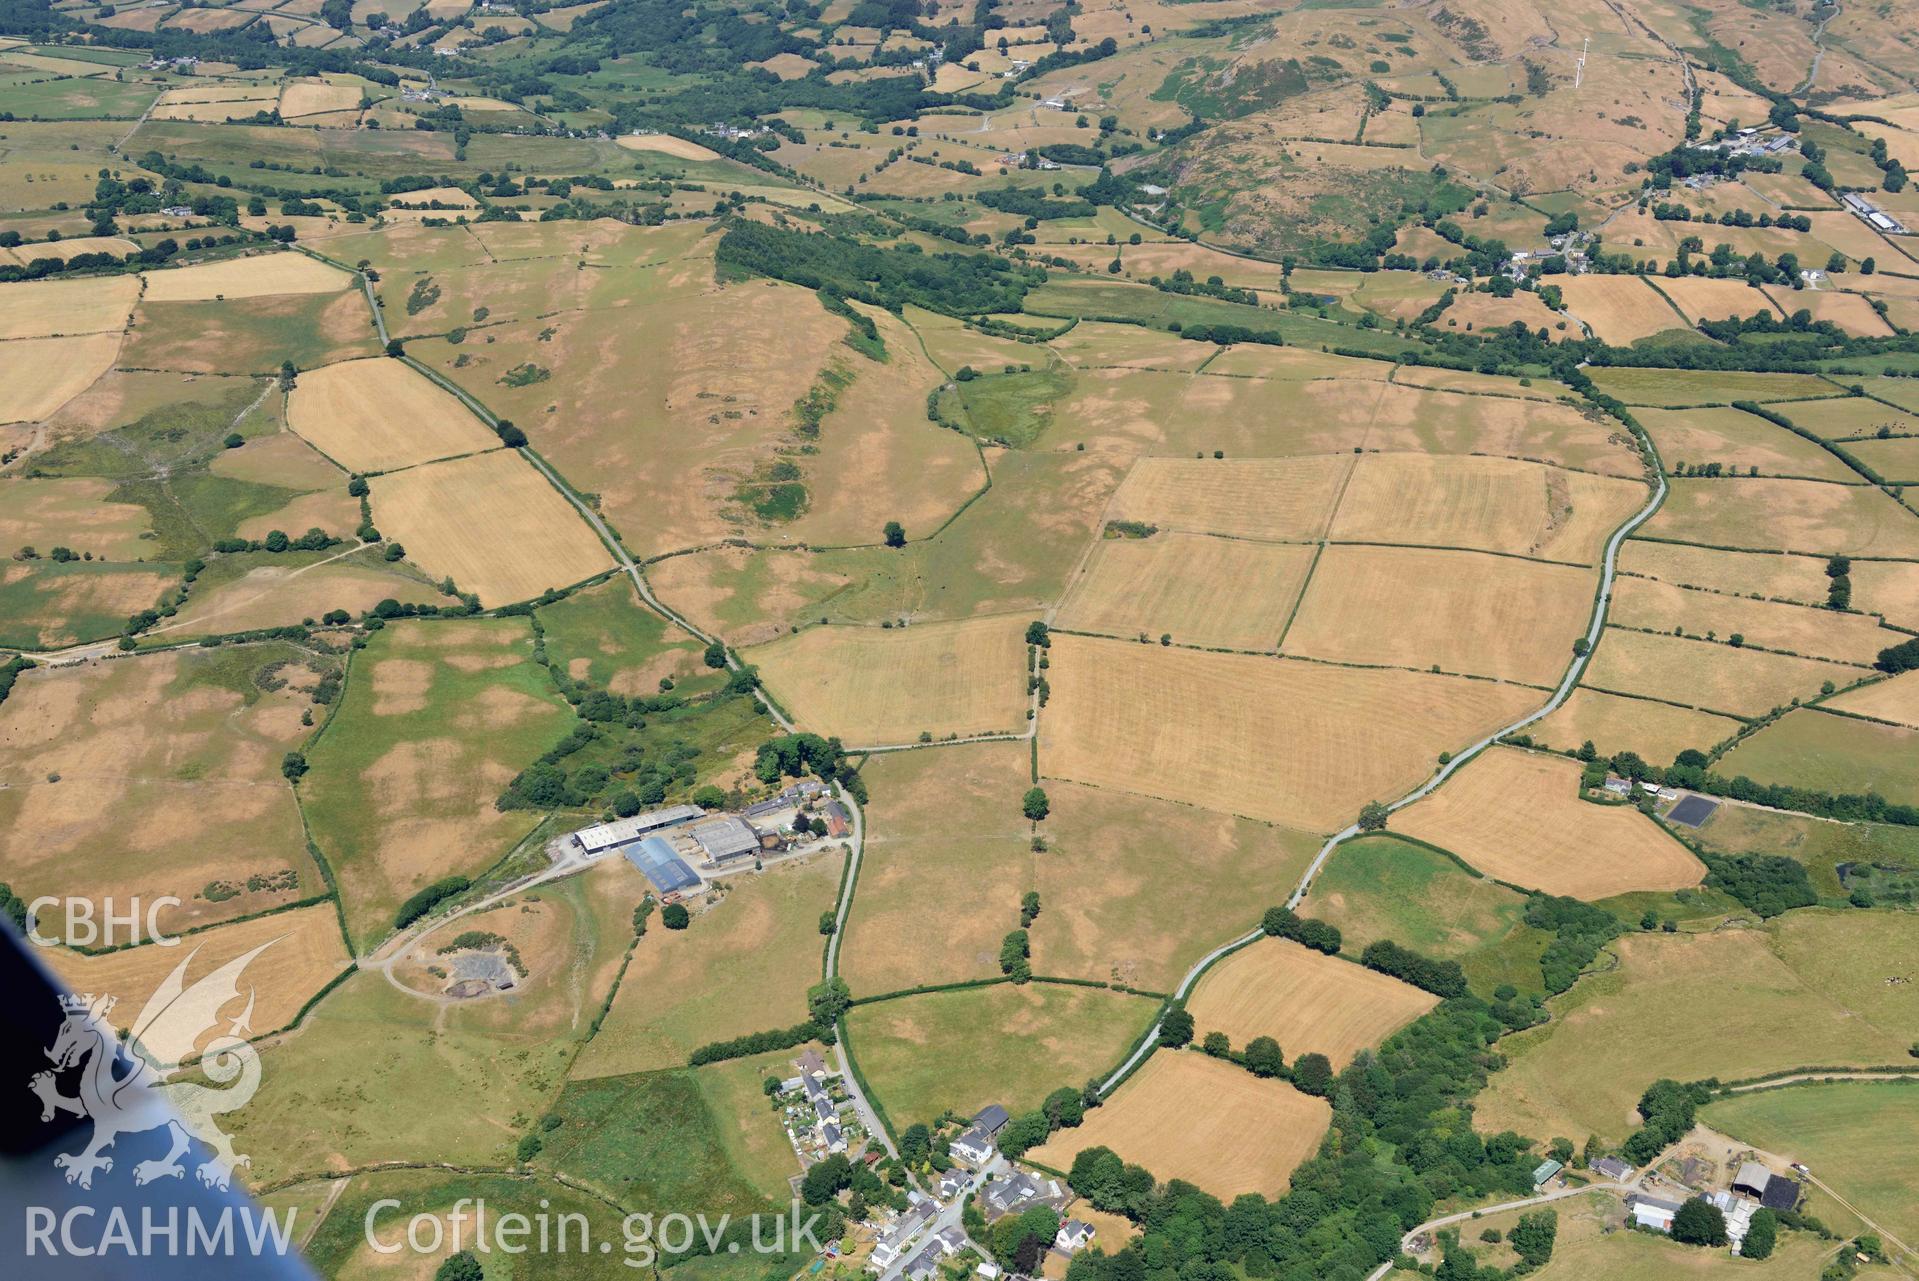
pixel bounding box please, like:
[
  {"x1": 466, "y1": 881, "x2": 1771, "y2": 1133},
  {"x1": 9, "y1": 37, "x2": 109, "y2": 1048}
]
[
  {"x1": 1670, "y1": 1196, "x2": 1727, "y2": 1246},
  {"x1": 1158, "y1": 1005, "x2": 1194, "y2": 1048},
  {"x1": 435, "y1": 1253, "x2": 484, "y2": 1281},
  {"x1": 1291, "y1": 1052, "x2": 1333, "y2": 1096},
  {"x1": 1356, "y1": 801, "x2": 1389, "y2": 831},
  {"x1": 661, "y1": 902, "x2": 690, "y2": 930},
  {"x1": 1023, "y1": 786, "x2": 1050, "y2": 821},
  {"x1": 883, "y1": 520, "x2": 906, "y2": 547},
  {"x1": 1243, "y1": 1036, "x2": 1284, "y2": 1078}
]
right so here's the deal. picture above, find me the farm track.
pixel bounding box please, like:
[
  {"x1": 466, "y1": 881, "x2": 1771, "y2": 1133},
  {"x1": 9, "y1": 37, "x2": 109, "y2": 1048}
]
[{"x1": 1097, "y1": 459, "x2": 1670, "y2": 1092}]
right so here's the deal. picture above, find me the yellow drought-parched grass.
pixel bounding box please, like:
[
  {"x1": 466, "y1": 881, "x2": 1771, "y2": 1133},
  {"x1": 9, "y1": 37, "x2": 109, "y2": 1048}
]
[
  {"x1": 746, "y1": 617, "x2": 1028, "y2": 744},
  {"x1": 1765, "y1": 286, "x2": 1895, "y2": 337},
  {"x1": 1644, "y1": 477, "x2": 1919, "y2": 558},
  {"x1": 1396, "y1": 747, "x2": 1704, "y2": 899},
  {"x1": 1617, "y1": 541, "x2": 1832, "y2": 608},
  {"x1": 1041, "y1": 634, "x2": 1539, "y2": 832},
  {"x1": 1609, "y1": 574, "x2": 1896, "y2": 665},
  {"x1": 287, "y1": 357, "x2": 498, "y2": 471},
  {"x1": 1558, "y1": 274, "x2": 1688, "y2": 344},
  {"x1": 1283, "y1": 545, "x2": 1594, "y2": 685},
  {"x1": 1584, "y1": 626, "x2": 1861, "y2": 718},
  {"x1": 0, "y1": 236, "x2": 138, "y2": 267},
  {"x1": 1826, "y1": 671, "x2": 1919, "y2": 729},
  {"x1": 277, "y1": 79, "x2": 362, "y2": 118},
  {"x1": 0, "y1": 476, "x2": 151, "y2": 560},
  {"x1": 368, "y1": 451, "x2": 613, "y2": 606},
  {"x1": 1056, "y1": 532, "x2": 1315, "y2": 651},
  {"x1": 0, "y1": 275, "x2": 138, "y2": 339},
  {"x1": 1638, "y1": 406, "x2": 1859, "y2": 482},
  {"x1": 616, "y1": 133, "x2": 723, "y2": 161},
  {"x1": 1187, "y1": 938, "x2": 1437, "y2": 1067},
  {"x1": 141, "y1": 253, "x2": 354, "y2": 302},
  {"x1": 1654, "y1": 275, "x2": 1783, "y2": 324},
  {"x1": 1329, "y1": 454, "x2": 1649, "y2": 566},
  {"x1": 1106, "y1": 455, "x2": 1351, "y2": 541},
  {"x1": 1027, "y1": 1051, "x2": 1330, "y2": 1200},
  {"x1": 0, "y1": 333, "x2": 120, "y2": 424},
  {"x1": 46, "y1": 904, "x2": 350, "y2": 1056},
  {"x1": 1530, "y1": 688, "x2": 1742, "y2": 764}
]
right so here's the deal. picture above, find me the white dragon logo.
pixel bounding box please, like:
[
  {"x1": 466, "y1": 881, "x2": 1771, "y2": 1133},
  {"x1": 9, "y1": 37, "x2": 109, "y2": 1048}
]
[{"x1": 29, "y1": 938, "x2": 276, "y2": 1192}]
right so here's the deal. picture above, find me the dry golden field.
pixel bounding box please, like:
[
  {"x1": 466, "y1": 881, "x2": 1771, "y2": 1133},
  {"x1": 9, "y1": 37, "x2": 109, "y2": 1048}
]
[
  {"x1": 838, "y1": 740, "x2": 1035, "y2": 995},
  {"x1": 141, "y1": 253, "x2": 355, "y2": 302},
  {"x1": 47, "y1": 904, "x2": 350, "y2": 1054},
  {"x1": 1557, "y1": 274, "x2": 1688, "y2": 344},
  {"x1": 278, "y1": 79, "x2": 362, "y2": 118},
  {"x1": 1637, "y1": 406, "x2": 1860, "y2": 482},
  {"x1": 0, "y1": 236, "x2": 137, "y2": 267},
  {"x1": 1851, "y1": 559, "x2": 1919, "y2": 630},
  {"x1": 1442, "y1": 289, "x2": 1563, "y2": 334},
  {"x1": 1654, "y1": 276, "x2": 1784, "y2": 325},
  {"x1": 1529, "y1": 689, "x2": 1743, "y2": 764},
  {"x1": 1056, "y1": 532, "x2": 1315, "y2": 651},
  {"x1": 1105, "y1": 455, "x2": 1351, "y2": 541},
  {"x1": 368, "y1": 451, "x2": 613, "y2": 605},
  {"x1": 1394, "y1": 747, "x2": 1704, "y2": 899},
  {"x1": 287, "y1": 358, "x2": 500, "y2": 472},
  {"x1": 1186, "y1": 939, "x2": 1437, "y2": 1067},
  {"x1": 1826, "y1": 671, "x2": 1919, "y2": 728},
  {"x1": 0, "y1": 333, "x2": 121, "y2": 424},
  {"x1": 1608, "y1": 574, "x2": 1897, "y2": 665},
  {"x1": 1581, "y1": 627, "x2": 1862, "y2": 718},
  {"x1": 0, "y1": 648, "x2": 322, "y2": 934},
  {"x1": 1766, "y1": 287, "x2": 1896, "y2": 337},
  {"x1": 164, "y1": 560, "x2": 444, "y2": 638},
  {"x1": 748, "y1": 617, "x2": 1028, "y2": 744},
  {"x1": 1281, "y1": 544, "x2": 1594, "y2": 685},
  {"x1": 1328, "y1": 455, "x2": 1648, "y2": 565},
  {"x1": 1026, "y1": 1051, "x2": 1330, "y2": 1200},
  {"x1": 0, "y1": 275, "x2": 138, "y2": 339},
  {"x1": 1617, "y1": 541, "x2": 1833, "y2": 607},
  {"x1": 1040, "y1": 634, "x2": 1539, "y2": 831},
  {"x1": 615, "y1": 133, "x2": 724, "y2": 161},
  {"x1": 0, "y1": 476, "x2": 152, "y2": 561},
  {"x1": 1644, "y1": 478, "x2": 1919, "y2": 558}
]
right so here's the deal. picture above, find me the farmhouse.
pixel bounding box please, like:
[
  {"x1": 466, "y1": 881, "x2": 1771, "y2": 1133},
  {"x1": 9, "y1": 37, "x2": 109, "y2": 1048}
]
[
  {"x1": 1629, "y1": 1194, "x2": 1683, "y2": 1232},
  {"x1": 1591, "y1": 1156, "x2": 1634, "y2": 1181}
]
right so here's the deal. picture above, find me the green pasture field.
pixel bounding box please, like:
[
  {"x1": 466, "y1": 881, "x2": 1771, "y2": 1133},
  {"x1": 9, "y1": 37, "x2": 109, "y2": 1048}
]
[
  {"x1": 953, "y1": 366, "x2": 1074, "y2": 447},
  {"x1": 538, "y1": 1068, "x2": 786, "y2": 1219},
  {"x1": 1718, "y1": 709, "x2": 1919, "y2": 808},
  {"x1": 693, "y1": 1045, "x2": 822, "y2": 1201},
  {"x1": 1586, "y1": 366, "x2": 1844, "y2": 407},
  {"x1": 535, "y1": 575, "x2": 723, "y2": 698},
  {"x1": 0, "y1": 75, "x2": 157, "y2": 119},
  {"x1": 1686, "y1": 803, "x2": 1919, "y2": 898},
  {"x1": 227, "y1": 968, "x2": 583, "y2": 1184},
  {"x1": 300, "y1": 616, "x2": 574, "y2": 951},
  {"x1": 1304, "y1": 835, "x2": 1538, "y2": 995},
  {"x1": 1019, "y1": 278, "x2": 1423, "y2": 357},
  {"x1": 845, "y1": 983, "x2": 1156, "y2": 1131},
  {"x1": 0, "y1": 559, "x2": 171, "y2": 648},
  {"x1": 1476, "y1": 909, "x2": 1918, "y2": 1145},
  {"x1": 120, "y1": 292, "x2": 381, "y2": 375},
  {"x1": 1704, "y1": 1080, "x2": 1919, "y2": 1246},
  {"x1": 299, "y1": 1168, "x2": 643, "y2": 1280}
]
